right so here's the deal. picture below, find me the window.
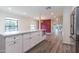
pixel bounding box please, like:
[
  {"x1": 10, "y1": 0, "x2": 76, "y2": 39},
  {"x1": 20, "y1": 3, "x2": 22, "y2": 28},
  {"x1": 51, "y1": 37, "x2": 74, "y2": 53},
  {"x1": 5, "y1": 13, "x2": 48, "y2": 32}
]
[
  {"x1": 5, "y1": 18, "x2": 18, "y2": 32},
  {"x1": 30, "y1": 24, "x2": 36, "y2": 30},
  {"x1": 53, "y1": 24, "x2": 62, "y2": 35}
]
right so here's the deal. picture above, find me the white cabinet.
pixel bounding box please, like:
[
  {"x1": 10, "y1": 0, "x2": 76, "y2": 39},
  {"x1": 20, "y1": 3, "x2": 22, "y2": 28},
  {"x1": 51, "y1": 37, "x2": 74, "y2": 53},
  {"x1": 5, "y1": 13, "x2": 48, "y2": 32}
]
[
  {"x1": 0, "y1": 30, "x2": 44, "y2": 53},
  {"x1": 22, "y1": 31, "x2": 44, "y2": 52},
  {"x1": 23, "y1": 33, "x2": 31, "y2": 52},
  {"x1": 0, "y1": 36, "x2": 5, "y2": 53},
  {"x1": 14, "y1": 35, "x2": 22, "y2": 53},
  {"x1": 32, "y1": 32, "x2": 43, "y2": 46},
  {"x1": 5, "y1": 36, "x2": 15, "y2": 53},
  {"x1": 5, "y1": 35, "x2": 22, "y2": 53}
]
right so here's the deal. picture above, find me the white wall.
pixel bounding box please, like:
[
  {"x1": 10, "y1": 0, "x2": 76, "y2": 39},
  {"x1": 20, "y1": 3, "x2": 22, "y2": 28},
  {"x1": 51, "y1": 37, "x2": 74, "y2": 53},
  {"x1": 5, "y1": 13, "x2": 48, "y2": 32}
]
[
  {"x1": 62, "y1": 7, "x2": 73, "y2": 44},
  {"x1": 0, "y1": 10, "x2": 37, "y2": 33},
  {"x1": 19, "y1": 19, "x2": 37, "y2": 31}
]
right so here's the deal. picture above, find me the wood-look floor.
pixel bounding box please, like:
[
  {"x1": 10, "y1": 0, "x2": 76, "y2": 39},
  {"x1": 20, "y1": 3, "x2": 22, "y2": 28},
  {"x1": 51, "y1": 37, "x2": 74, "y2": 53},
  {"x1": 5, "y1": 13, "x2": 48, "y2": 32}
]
[{"x1": 27, "y1": 34, "x2": 75, "y2": 53}]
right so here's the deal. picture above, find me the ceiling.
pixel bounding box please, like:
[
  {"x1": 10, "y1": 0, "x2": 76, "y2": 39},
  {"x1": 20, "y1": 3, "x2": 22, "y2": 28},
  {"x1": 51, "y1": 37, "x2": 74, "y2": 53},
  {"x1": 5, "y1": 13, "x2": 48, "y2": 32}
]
[{"x1": 0, "y1": 6, "x2": 65, "y2": 19}]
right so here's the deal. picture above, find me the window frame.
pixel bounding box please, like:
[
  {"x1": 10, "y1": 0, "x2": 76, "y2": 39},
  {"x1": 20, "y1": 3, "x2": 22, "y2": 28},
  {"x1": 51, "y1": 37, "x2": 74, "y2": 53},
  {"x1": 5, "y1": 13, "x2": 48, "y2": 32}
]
[{"x1": 5, "y1": 18, "x2": 18, "y2": 32}]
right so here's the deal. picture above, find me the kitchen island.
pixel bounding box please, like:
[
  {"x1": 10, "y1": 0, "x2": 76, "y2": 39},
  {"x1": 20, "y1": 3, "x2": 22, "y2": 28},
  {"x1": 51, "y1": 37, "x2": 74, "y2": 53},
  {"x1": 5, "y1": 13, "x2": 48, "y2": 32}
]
[{"x1": 0, "y1": 30, "x2": 44, "y2": 53}]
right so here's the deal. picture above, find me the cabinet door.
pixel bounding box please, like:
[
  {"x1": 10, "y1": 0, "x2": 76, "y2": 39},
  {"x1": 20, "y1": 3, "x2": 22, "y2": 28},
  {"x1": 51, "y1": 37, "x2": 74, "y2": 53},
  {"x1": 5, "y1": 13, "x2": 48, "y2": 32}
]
[
  {"x1": 30, "y1": 32, "x2": 40, "y2": 47},
  {"x1": 14, "y1": 35, "x2": 22, "y2": 53},
  {"x1": 31, "y1": 32, "x2": 42, "y2": 45},
  {"x1": 0, "y1": 36, "x2": 5, "y2": 53},
  {"x1": 38, "y1": 31, "x2": 43, "y2": 42},
  {"x1": 30, "y1": 33, "x2": 37, "y2": 47},
  {"x1": 23, "y1": 33, "x2": 31, "y2": 52},
  {"x1": 5, "y1": 35, "x2": 22, "y2": 53},
  {"x1": 5, "y1": 36, "x2": 15, "y2": 53}
]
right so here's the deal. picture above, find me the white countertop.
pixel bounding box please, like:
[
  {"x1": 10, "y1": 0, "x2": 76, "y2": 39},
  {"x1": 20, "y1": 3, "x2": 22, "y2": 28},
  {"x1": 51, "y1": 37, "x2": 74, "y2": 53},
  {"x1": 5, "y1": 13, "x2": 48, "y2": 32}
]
[{"x1": 0, "y1": 30, "x2": 41, "y2": 37}]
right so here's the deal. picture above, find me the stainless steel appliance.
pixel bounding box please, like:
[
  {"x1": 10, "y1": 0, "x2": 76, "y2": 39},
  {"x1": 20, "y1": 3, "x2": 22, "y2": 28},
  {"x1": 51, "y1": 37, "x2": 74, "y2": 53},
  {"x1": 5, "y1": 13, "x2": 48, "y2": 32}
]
[{"x1": 70, "y1": 7, "x2": 79, "y2": 52}]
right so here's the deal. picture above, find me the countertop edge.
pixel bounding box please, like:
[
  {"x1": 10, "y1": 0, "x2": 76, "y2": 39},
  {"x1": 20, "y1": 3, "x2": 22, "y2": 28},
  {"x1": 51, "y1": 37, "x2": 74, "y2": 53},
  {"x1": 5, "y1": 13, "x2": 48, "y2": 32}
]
[{"x1": 0, "y1": 30, "x2": 41, "y2": 37}]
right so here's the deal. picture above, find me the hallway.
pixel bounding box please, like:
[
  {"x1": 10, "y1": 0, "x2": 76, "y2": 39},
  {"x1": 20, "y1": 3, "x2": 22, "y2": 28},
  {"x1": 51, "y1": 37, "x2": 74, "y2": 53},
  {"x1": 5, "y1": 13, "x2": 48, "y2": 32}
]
[{"x1": 27, "y1": 34, "x2": 75, "y2": 53}]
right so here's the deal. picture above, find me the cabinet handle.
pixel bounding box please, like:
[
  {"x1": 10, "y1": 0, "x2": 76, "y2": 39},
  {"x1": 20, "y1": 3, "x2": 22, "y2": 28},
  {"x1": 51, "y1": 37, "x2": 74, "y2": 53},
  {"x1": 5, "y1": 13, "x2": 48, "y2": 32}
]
[
  {"x1": 14, "y1": 41, "x2": 16, "y2": 44},
  {"x1": 14, "y1": 37, "x2": 16, "y2": 39}
]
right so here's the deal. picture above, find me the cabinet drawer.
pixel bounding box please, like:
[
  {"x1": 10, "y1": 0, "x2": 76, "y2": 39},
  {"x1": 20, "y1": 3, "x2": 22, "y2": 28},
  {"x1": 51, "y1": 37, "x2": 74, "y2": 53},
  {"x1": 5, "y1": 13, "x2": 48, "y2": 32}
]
[
  {"x1": 14, "y1": 35, "x2": 22, "y2": 40},
  {"x1": 5, "y1": 35, "x2": 22, "y2": 44},
  {"x1": 23, "y1": 33, "x2": 30, "y2": 39}
]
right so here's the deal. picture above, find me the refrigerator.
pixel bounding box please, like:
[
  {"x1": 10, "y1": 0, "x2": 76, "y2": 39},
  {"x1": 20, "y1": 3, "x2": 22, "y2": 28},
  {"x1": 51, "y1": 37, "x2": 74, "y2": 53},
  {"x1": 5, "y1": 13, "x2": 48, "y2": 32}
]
[{"x1": 70, "y1": 6, "x2": 79, "y2": 52}]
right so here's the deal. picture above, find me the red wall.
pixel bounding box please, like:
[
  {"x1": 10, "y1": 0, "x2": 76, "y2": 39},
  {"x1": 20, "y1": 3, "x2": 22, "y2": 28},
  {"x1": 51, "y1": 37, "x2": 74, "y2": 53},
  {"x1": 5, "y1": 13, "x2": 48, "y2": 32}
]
[{"x1": 40, "y1": 19, "x2": 51, "y2": 33}]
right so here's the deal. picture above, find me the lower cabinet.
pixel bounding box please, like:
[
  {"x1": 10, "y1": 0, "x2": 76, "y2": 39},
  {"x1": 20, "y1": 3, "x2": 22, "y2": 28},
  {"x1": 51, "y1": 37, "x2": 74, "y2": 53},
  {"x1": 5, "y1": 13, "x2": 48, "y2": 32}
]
[
  {"x1": 5, "y1": 35, "x2": 22, "y2": 53},
  {"x1": 22, "y1": 31, "x2": 43, "y2": 52},
  {"x1": 0, "y1": 31, "x2": 44, "y2": 53},
  {"x1": 0, "y1": 36, "x2": 5, "y2": 53},
  {"x1": 31, "y1": 32, "x2": 40, "y2": 46},
  {"x1": 23, "y1": 33, "x2": 32, "y2": 52}
]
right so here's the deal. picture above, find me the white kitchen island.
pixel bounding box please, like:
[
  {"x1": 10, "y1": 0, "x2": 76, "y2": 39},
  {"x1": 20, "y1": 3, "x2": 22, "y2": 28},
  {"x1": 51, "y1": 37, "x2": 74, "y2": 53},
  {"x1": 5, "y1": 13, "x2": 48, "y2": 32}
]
[{"x1": 0, "y1": 30, "x2": 44, "y2": 53}]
